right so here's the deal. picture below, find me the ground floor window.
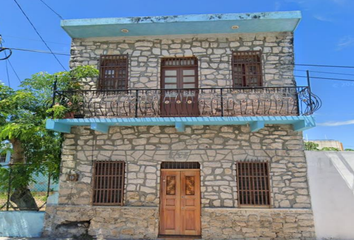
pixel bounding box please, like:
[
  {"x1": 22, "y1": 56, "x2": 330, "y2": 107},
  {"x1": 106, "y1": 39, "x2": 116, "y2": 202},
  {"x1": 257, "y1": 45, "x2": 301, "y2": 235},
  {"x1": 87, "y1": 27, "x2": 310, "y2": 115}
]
[
  {"x1": 236, "y1": 161, "x2": 271, "y2": 206},
  {"x1": 92, "y1": 161, "x2": 125, "y2": 206}
]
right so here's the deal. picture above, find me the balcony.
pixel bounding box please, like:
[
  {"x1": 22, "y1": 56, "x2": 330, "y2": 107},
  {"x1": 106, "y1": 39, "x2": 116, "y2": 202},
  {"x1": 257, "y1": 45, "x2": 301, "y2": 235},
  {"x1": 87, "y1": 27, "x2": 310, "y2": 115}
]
[{"x1": 47, "y1": 86, "x2": 321, "y2": 133}]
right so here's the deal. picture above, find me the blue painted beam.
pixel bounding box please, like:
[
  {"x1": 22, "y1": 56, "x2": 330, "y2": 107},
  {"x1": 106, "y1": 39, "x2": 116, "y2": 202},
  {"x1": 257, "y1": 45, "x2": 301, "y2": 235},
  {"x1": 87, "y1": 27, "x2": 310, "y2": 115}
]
[
  {"x1": 91, "y1": 123, "x2": 109, "y2": 133},
  {"x1": 175, "y1": 122, "x2": 185, "y2": 132},
  {"x1": 46, "y1": 116, "x2": 316, "y2": 133},
  {"x1": 46, "y1": 120, "x2": 71, "y2": 133},
  {"x1": 250, "y1": 121, "x2": 265, "y2": 132}
]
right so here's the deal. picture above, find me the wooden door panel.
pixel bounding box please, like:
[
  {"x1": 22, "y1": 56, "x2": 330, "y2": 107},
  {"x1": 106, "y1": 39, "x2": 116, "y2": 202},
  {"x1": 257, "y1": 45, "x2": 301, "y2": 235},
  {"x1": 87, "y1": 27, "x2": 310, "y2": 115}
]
[
  {"x1": 160, "y1": 171, "x2": 181, "y2": 235},
  {"x1": 160, "y1": 169, "x2": 201, "y2": 236},
  {"x1": 181, "y1": 171, "x2": 201, "y2": 235}
]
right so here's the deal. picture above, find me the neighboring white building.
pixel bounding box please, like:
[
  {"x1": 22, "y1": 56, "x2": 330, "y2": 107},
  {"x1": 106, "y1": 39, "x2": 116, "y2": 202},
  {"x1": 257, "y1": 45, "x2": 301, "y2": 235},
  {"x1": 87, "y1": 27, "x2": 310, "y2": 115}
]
[{"x1": 306, "y1": 140, "x2": 344, "y2": 151}]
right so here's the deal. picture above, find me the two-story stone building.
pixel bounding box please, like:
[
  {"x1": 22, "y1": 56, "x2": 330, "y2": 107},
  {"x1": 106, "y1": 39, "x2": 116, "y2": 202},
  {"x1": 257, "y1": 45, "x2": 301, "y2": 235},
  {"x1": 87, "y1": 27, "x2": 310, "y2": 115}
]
[{"x1": 45, "y1": 11, "x2": 321, "y2": 239}]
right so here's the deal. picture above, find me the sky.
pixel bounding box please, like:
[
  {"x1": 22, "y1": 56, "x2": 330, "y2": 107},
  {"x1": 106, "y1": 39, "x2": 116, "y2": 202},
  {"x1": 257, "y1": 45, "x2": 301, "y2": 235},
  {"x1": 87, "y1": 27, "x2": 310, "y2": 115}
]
[{"x1": 0, "y1": 0, "x2": 353, "y2": 149}]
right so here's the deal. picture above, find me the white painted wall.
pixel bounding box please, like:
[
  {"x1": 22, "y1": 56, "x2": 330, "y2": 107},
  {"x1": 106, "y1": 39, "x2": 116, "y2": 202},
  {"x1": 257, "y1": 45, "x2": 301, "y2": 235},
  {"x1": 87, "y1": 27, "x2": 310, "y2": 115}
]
[
  {"x1": 0, "y1": 212, "x2": 44, "y2": 237},
  {"x1": 306, "y1": 151, "x2": 354, "y2": 240}
]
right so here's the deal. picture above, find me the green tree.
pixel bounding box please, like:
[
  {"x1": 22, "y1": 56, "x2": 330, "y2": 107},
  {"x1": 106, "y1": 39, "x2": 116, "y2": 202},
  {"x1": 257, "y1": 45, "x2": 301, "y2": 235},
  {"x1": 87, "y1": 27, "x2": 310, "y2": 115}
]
[
  {"x1": 345, "y1": 149, "x2": 354, "y2": 151},
  {"x1": 0, "y1": 66, "x2": 98, "y2": 210},
  {"x1": 321, "y1": 147, "x2": 340, "y2": 151},
  {"x1": 304, "y1": 141, "x2": 319, "y2": 151}
]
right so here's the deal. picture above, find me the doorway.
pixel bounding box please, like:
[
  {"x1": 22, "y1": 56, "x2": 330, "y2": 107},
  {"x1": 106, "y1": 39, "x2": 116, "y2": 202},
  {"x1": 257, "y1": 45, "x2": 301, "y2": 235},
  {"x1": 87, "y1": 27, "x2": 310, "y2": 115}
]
[{"x1": 159, "y1": 162, "x2": 201, "y2": 236}]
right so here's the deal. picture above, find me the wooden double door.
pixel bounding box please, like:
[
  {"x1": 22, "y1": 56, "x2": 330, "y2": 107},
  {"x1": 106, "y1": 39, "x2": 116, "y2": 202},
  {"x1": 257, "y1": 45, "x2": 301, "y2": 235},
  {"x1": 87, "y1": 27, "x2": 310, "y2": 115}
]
[
  {"x1": 160, "y1": 57, "x2": 199, "y2": 117},
  {"x1": 159, "y1": 170, "x2": 201, "y2": 236}
]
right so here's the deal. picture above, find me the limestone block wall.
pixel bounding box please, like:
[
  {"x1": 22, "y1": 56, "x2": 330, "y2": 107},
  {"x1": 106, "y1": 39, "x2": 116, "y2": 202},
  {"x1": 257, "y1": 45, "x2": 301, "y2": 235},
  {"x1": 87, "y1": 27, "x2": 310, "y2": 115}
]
[
  {"x1": 58, "y1": 124, "x2": 310, "y2": 209},
  {"x1": 69, "y1": 32, "x2": 295, "y2": 89},
  {"x1": 202, "y1": 208, "x2": 315, "y2": 239}
]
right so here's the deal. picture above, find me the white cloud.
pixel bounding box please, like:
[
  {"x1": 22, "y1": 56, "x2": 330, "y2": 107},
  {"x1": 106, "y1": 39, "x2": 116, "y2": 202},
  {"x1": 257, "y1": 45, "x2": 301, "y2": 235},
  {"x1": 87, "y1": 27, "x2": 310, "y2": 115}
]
[
  {"x1": 274, "y1": 1, "x2": 281, "y2": 11},
  {"x1": 313, "y1": 15, "x2": 333, "y2": 22},
  {"x1": 318, "y1": 119, "x2": 354, "y2": 126},
  {"x1": 337, "y1": 36, "x2": 354, "y2": 51},
  {"x1": 330, "y1": 0, "x2": 346, "y2": 5}
]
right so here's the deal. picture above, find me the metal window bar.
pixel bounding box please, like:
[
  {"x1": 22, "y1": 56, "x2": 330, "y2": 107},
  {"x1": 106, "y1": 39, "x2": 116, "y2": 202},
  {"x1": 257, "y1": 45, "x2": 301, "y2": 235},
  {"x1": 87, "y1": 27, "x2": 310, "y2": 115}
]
[
  {"x1": 236, "y1": 161, "x2": 270, "y2": 206},
  {"x1": 99, "y1": 54, "x2": 128, "y2": 90},
  {"x1": 232, "y1": 51, "x2": 263, "y2": 87},
  {"x1": 161, "y1": 162, "x2": 200, "y2": 169},
  {"x1": 92, "y1": 161, "x2": 125, "y2": 206},
  {"x1": 161, "y1": 57, "x2": 198, "y2": 67}
]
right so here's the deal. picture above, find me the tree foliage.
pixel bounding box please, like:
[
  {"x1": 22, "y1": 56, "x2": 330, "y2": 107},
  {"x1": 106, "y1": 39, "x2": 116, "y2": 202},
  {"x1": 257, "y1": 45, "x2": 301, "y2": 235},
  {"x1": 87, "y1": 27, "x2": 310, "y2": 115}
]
[
  {"x1": 304, "y1": 142, "x2": 320, "y2": 151},
  {"x1": 0, "y1": 66, "x2": 98, "y2": 199}
]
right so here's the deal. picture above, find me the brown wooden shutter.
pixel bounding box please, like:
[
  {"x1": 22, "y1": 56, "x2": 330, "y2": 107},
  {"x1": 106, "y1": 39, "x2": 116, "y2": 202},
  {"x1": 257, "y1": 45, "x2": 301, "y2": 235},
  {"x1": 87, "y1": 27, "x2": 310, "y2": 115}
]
[
  {"x1": 236, "y1": 161, "x2": 271, "y2": 207},
  {"x1": 92, "y1": 161, "x2": 125, "y2": 206},
  {"x1": 232, "y1": 51, "x2": 263, "y2": 87},
  {"x1": 99, "y1": 54, "x2": 128, "y2": 90}
]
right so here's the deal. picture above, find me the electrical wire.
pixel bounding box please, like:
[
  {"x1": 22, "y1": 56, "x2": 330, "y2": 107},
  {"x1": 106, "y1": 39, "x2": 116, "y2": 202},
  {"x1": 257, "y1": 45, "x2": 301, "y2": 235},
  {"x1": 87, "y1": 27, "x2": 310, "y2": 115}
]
[
  {"x1": 294, "y1": 69, "x2": 354, "y2": 77},
  {"x1": 12, "y1": 0, "x2": 67, "y2": 71},
  {"x1": 5, "y1": 57, "x2": 10, "y2": 87},
  {"x1": 280, "y1": 74, "x2": 354, "y2": 82},
  {"x1": 7, "y1": 59, "x2": 22, "y2": 84},
  {"x1": 3, "y1": 34, "x2": 67, "y2": 45},
  {"x1": 9, "y1": 47, "x2": 70, "y2": 56},
  {"x1": 295, "y1": 75, "x2": 354, "y2": 82},
  {"x1": 39, "y1": 0, "x2": 63, "y2": 20},
  {"x1": 294, "y1": 63, "x2": 354, "y2": 69}
]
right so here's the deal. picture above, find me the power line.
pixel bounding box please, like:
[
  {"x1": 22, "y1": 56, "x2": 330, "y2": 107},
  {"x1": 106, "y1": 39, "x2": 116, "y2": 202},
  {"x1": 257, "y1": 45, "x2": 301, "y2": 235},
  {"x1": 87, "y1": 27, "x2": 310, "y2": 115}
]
[
  {"x1": 39, "y1": 0, "x2": 63, "y2": 20},
  {"x1": 12, "y1": 0, "x2": 67, "y2": 71},
  {"x1": 300, "y1": 75, "x2": 354, "y2": 82},
  {"x1": 9, "y1": 47, "x2": 70, "y2": 56},
  {"x1": 2, "y1": 34, "x2": 67, "y2": 45},
  {"x1": 294, "y1": 69, "x2": 354, "y2": 77},
  {"x1": 5, "y1": 57, "x2": 10, "y2": 87},
  {"x1": 282, "y1": 74, "x2": 354, "y2": 82},
  {"x1": 294, "y1": 63, "x2": 354, "y2": 69},
  {"x1": 7, "y1": 59, "x2": 22, "y2": 84}
]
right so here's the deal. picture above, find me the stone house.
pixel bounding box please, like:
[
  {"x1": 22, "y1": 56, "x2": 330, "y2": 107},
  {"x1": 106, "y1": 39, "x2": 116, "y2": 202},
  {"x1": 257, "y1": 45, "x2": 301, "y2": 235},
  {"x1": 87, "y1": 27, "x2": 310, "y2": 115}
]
[{"x1": 45, "y1": 11, "x2": 321, "y2": 239}]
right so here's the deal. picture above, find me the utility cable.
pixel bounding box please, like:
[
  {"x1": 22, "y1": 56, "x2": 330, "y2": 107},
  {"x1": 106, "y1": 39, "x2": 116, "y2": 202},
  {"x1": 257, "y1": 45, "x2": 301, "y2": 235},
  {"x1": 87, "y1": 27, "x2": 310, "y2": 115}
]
[
  {"x1": 281, "y1": 74, "x2": 354, "y2": 82},
  {"x1": 3, "y1": 34, "x2": 67, "y2": 45},
  {"x1": 294, "y1": 63, "x2": 354, "y2": 69},
  {"x1": 9, "y1": 47, "x2": 70, "y2": 56},
  {"x1": 7, "y1": 59, "x2": 22, "y2": 84},
  {"x1": 12, "y1": 0, "x2": 67, "y2": 71},
  {"x1": 39, "y1": 0, "x2": 63, "y2": 20},
  {"x1": 5, "y1": 57, "x2": 10, "y2": 87},
  {"x1": 294, "y1": 69, "x2": 354, "y2": 77}
]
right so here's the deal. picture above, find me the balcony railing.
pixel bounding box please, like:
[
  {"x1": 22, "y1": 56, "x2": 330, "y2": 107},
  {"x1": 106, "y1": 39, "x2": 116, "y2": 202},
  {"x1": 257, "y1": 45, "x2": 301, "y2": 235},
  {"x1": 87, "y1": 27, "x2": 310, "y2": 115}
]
[{"x1": 52, "y1": 86, "x2": 321, "y2": 118}]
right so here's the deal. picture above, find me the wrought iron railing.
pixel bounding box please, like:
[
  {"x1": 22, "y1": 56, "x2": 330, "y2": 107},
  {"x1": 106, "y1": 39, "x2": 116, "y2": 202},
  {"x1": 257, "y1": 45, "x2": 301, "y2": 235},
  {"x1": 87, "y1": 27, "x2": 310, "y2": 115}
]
[{"x1": 52, "y1": 86, "x2": 321, "y2": 118}]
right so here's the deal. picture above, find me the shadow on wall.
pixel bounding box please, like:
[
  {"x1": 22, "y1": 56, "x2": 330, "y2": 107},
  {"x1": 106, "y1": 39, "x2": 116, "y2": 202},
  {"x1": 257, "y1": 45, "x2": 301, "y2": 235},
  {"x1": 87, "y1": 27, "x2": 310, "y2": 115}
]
[{"x1": 306, "y1": 151, "x2": 354, "y2": 240}]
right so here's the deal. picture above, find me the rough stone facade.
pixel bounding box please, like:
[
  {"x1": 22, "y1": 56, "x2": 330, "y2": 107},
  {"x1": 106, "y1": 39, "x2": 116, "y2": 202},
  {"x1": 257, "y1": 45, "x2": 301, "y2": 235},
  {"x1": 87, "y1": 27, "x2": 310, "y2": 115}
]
[
  {"x1": 44, "y1": 125, "x2": 315, "y2": 239},
  {"x1": 70, "y1": 32, "x2": 295, "y2": 90},
  {"x1": 44, "y1": 31, "x2": 316, "y2": 239}
]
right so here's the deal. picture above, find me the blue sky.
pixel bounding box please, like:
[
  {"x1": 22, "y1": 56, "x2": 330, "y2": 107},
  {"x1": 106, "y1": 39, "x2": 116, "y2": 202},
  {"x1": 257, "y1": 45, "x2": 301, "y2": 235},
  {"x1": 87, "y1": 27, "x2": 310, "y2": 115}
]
[{"x1": 0, "y1": 0, "x2": 353, "y2": 149}]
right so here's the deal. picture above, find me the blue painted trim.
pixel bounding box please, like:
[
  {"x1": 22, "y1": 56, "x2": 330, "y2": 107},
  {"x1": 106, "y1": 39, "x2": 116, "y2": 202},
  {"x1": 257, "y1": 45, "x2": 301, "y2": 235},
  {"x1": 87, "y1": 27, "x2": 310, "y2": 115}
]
[
  {"x1": 61, "y1": 11, "x2": 302, "y2": 38},
  {"x1": 91, "y1": 123, "x2": 109, "y2": 133},
  {"x1": 250, "y1": 121, "x2": 265, "y2": 132},
  {"x1": 46, "y1": 116, "x2": 315, "y2": 133},
  {"x1": 46, "y1": 120, "x2": 71, "y2": 133},
  {"x1": 175, "y1": 122, "x2": 185, "y2": 132}
]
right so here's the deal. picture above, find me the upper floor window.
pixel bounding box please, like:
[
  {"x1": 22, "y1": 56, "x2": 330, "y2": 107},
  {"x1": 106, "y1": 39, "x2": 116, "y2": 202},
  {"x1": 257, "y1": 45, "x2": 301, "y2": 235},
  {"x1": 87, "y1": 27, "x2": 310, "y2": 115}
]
[
  {"x1": 232, "y1": 51, "x2": 263, "y2": 87},
  {"x1": 98, "y1": 54, "x2": 128, "y2": 90},
  {"x1": 236, "y1": 161, "x2": 270, "y2": 207},
  {"x1": 0, "y1": 154, "x2": 6, "y2": 163},
  {"x1": 92, "y1": 161, "x2": 125, "y2": 206}
]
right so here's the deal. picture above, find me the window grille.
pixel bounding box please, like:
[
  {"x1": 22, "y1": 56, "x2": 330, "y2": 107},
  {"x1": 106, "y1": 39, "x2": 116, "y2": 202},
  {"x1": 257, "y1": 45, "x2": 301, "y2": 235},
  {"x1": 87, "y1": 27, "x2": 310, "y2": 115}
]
[
  {"x1": 98, "y1": 54, "x2": 128, "y2": 90},
  {"x1": 236, "y1": 161, "x2": 270, "y2": 206},
  {"x1": 161, "y1": 162, "x2": 200, "y2": 169},
  {"x1": 161, "y1": 57, "x2": 198, "y2": 67},
  {"x1": 0, "y1": 155, "x2": 6, "y2": 163},
  {"x1": 92, "y1": 161, "x2": 125, "y2": 206},
  {"x1": 232, "y1": 51, "x2": 263, "y2": 87}
]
